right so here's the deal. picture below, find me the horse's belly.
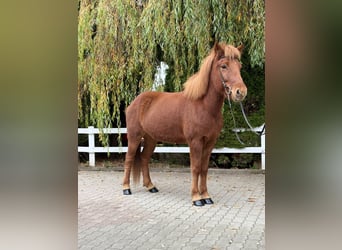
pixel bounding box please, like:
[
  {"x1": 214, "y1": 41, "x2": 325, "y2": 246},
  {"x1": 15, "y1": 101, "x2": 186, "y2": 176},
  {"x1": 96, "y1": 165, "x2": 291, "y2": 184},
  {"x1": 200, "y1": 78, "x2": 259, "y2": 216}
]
[{"x1": 144, "y1": 126, "x2": 186, "y2": 144}]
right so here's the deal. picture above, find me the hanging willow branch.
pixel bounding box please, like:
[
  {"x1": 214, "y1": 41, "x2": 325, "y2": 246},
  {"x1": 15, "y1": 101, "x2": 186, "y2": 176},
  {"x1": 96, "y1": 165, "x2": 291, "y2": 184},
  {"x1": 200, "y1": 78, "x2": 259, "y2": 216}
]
[{"x1": 78, "y1": 0, "x2": 265, "y2": 146}]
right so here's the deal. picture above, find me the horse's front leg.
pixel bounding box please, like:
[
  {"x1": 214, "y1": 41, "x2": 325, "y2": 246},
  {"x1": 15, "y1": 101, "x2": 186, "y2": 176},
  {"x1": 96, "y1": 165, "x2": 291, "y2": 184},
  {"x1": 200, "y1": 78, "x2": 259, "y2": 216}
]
[
  {"x1": 189, "y1": 140, "x2": 205, "y2": 206},
  {"x1": 199, "y1": 142, "x2": 215, "y2": 205},
  {"x1": 199, "y1": 148, "x2": 214, "y2": 204}
]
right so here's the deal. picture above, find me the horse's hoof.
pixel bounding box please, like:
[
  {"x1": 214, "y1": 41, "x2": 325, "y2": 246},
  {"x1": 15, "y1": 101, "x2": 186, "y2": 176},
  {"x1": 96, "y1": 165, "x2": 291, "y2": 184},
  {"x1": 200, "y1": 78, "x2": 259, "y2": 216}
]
[
  {"x1": 192, "y1": 199, "x2": 205, "y2": 206},
  {"x1": 148, "y1": 187, "x2": 159, "y2": 193},
  {"x1": 202, "y1": 198, "x2": 214, "y2": 205},
  {"x1": 123, "y1": 189, "x2": 132, "y2": 195}
]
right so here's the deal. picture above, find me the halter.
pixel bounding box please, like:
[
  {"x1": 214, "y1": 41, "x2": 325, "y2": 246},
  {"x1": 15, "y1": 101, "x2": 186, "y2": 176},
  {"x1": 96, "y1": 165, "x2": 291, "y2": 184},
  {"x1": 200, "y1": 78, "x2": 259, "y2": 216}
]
[
  {"x1": 219, "y1": 68, "x2": 261, "y2": 145},
  {"x1": 219, "y1": 68, "x2": 232, "y2": 96}
]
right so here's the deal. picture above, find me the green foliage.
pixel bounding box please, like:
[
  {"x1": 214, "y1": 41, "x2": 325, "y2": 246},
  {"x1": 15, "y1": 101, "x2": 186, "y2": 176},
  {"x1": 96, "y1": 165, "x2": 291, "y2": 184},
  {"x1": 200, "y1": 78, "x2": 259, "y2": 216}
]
[
  {"x1": 231, "y1": 154, "x2": 255, "y2": 168},
  {"x1": 217, "y1": 154, "x2": 231, "y2": 167},
  {"x1": 212, "y1": 153, "x2": 260, "y2": 168},
  {"x1": 78, "y1": 0, "x2": 265, "y2": 146}
]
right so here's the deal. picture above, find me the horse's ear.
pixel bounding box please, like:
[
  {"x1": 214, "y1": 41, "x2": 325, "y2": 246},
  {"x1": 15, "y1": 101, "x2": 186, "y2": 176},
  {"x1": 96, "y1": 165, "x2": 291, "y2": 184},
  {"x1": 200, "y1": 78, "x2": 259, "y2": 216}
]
[
  {"x1": 214, "y1": 42, "x2": 224, "y2": 58},
  {"x1": 237, "y1": 44, "x2": 244, "y2": 53}
]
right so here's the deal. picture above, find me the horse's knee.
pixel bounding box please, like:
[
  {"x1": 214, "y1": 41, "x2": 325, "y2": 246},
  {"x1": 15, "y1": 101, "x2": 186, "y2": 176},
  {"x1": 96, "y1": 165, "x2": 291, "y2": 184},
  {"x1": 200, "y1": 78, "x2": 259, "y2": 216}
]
[{"x1": 191, "y1": 165, "x2": 201, "y2": 176}]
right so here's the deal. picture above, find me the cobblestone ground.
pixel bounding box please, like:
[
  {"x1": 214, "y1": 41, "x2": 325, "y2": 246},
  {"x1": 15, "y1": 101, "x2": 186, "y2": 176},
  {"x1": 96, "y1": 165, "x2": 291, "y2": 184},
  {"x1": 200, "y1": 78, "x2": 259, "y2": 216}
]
[{"x1": 78, "y1": 169, "x2": 265, "y2": 250}]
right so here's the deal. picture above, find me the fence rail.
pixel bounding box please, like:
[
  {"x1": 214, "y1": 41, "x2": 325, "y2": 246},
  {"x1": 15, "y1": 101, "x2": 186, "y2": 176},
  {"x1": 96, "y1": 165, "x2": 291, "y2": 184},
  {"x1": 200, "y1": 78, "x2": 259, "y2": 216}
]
[{"x1": 78, "y1": 125, "x2": 265, "y2": 169}]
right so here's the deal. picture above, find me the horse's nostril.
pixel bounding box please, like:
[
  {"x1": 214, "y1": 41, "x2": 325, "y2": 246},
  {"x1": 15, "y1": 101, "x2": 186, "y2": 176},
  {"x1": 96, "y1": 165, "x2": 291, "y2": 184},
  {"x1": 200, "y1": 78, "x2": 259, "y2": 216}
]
[{"x1": 236, "y1": 89, "x2": 241, "y2": 95}]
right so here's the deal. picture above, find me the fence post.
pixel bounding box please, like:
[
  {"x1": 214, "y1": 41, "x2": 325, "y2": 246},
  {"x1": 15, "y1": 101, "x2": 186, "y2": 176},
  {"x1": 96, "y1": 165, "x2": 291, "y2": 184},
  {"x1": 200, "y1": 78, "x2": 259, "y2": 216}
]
[
  {"x1": 88, "y1": 126, "x2": 95, "y2": 167},
  {"x1": 261, "y1": 131, "x2": 265, "y2": 170}
]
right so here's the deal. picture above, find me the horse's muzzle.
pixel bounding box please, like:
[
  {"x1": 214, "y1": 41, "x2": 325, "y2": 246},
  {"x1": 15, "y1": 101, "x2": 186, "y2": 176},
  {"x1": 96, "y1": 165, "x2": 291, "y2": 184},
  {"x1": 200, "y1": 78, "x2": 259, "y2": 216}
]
[
  {"x1": 231, "y1": 85, "x2": 247, "y2": 102},
  {"x1": 235, "y1": 88, "x2": 247, "y2": 101}
]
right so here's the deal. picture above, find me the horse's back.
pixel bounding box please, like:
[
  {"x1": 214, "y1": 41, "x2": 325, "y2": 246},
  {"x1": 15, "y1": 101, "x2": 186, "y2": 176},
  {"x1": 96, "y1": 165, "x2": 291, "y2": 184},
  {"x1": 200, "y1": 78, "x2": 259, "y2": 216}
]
[
  {"x1": 126, "y1": 91, "x2": 170, "y2": 120},
  {"x1": 126, "y1": 91, "x2": 184, "y2": 118}
]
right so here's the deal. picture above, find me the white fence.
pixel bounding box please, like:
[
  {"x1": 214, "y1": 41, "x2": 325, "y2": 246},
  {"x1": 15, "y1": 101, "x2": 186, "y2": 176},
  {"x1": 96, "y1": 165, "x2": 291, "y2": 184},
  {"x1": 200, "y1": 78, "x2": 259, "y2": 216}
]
[{"x1": 78, "y1": 124, "x2": 265, "y2": 169}]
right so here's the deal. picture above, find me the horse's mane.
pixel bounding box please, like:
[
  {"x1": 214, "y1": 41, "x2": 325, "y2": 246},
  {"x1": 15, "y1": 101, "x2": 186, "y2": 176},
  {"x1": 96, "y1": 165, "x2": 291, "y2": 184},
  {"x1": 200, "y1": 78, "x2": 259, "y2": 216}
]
[
  {"x1": 183, "y1": 50, "x2": 215, "y2": 100},
  {"x1": 183, "y1": 43, "x2": 241, "y2": 100}
]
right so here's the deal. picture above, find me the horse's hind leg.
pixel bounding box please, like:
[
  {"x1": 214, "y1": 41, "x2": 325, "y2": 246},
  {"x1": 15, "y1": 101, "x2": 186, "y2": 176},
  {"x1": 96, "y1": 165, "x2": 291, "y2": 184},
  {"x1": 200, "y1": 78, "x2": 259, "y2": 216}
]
[
  {"x1": 122, "y1": 134, "x2": 141, "y2": 195},
  {"x1": 140, "y1": 134, "x2": 158, "y2": 193}
]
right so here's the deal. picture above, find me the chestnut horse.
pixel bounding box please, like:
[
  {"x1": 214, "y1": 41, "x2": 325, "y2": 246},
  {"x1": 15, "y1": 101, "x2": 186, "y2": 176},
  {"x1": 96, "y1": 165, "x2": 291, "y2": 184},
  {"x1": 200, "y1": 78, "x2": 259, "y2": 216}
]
[{"x1": 122, "y1": 42, "x2": 247, "y2": 206}]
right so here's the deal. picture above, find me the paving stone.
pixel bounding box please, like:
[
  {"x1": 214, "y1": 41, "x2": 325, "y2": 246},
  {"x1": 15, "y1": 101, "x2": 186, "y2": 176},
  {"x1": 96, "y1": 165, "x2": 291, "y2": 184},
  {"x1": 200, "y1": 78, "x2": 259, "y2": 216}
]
[
  {"x1": 78, "y1": 169, "x2": 265, "y2": 249},
  {"x1": 244, "y1": 239, "x2": 261, "y2": 248}
]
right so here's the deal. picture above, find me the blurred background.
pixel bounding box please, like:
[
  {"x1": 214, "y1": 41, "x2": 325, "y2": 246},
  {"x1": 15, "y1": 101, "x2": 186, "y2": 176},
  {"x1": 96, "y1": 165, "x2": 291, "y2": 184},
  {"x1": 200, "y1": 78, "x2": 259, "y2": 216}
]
[{"x1": 1, "y1": 0, "x2": 342, "y2": 249}]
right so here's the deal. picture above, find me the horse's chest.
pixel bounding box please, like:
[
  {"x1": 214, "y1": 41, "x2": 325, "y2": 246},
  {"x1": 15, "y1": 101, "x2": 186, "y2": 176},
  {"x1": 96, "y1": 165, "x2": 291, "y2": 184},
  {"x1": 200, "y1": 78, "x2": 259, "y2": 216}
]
[
  {"x1": 204, "y1": 120, "x2": 222, "y2": 137},
  {"x1": 183, "y1": 115, "x2": 222, "y2": 139}
]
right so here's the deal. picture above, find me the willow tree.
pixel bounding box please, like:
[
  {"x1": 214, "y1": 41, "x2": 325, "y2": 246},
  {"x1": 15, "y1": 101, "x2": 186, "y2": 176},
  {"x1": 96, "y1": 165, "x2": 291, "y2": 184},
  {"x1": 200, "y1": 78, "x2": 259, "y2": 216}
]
[{"x1": 78, "y1": 0, "x2": 265, "y2": 146}]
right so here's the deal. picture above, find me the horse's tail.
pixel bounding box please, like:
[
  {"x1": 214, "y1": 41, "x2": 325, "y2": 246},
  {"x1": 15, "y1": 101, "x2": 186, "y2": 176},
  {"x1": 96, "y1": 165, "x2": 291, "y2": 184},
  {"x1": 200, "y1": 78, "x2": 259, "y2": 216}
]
[{"x1": 132, "y1": 143, "x2": 142, "y2": 185}]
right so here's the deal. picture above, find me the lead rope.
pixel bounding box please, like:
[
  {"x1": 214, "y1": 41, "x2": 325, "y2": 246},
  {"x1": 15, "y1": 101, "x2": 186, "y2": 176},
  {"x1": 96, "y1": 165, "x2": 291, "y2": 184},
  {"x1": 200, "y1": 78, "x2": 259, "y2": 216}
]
[
  {"x1": 224, "y1": 85, "x2": 245, "y2": 145},
  {"x1": 220, "y1": 70, "x2": 245, "y2": 145},
  {"x1": 221, "y1": 70, "x2": 264, "y2": 145},
  {"x1": 239, "y1": 102, "x2": 261, "y2": 136}
]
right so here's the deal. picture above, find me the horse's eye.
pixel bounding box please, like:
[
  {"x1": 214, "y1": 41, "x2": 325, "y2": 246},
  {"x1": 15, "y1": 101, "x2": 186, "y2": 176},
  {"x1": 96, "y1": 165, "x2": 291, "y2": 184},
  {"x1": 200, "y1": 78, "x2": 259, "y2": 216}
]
[{"x1": 221, "y1": 65, "x2": 228, "y2": 69}]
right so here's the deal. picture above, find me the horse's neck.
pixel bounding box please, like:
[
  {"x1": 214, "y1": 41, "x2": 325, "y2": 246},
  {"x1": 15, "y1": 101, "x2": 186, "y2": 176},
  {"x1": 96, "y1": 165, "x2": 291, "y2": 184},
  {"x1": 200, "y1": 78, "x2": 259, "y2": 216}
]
[{"x1": 203, "y1": 79, "x2": 225, "y2": 116}]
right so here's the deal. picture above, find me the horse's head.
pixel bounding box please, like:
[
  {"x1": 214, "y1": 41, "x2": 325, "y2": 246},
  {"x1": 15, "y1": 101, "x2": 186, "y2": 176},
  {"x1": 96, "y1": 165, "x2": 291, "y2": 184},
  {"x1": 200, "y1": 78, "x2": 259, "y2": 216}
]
[{"x1": 214, "y1": 43, "x2": 247, "y2": 102}]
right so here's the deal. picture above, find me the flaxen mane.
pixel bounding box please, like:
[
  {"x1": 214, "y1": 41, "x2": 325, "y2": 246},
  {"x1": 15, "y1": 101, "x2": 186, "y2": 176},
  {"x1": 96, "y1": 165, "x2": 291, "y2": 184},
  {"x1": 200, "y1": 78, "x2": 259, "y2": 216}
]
[
  {"x1": 183, "y1": 50, "x2": 215, "y2": 100},
  {"x1": 183, "y1": 43, "x2": 241, "y2": 100}
]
